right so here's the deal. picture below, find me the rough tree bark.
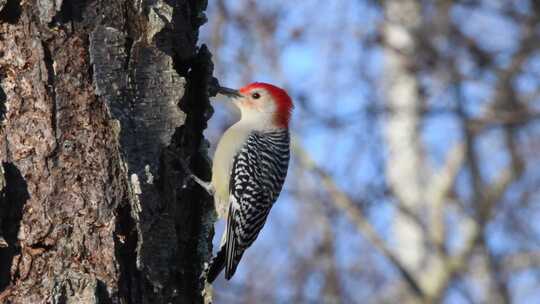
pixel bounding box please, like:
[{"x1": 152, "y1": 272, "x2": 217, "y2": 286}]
[{"x1": 0, "y1": 0, "x2": 216, "y2": 303}]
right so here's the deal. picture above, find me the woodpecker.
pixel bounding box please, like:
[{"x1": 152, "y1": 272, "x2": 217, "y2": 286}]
[{"x1": 199, "y1": 82, "x2": 293, "y2": 282}]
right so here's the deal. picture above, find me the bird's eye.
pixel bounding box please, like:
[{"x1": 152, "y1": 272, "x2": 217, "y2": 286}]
[{"x1": 251, "y1": 92, "x2": 261, "y2": 99}]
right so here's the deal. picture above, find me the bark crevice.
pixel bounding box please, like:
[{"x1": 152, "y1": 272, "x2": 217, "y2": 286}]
[
  {"x1": 0, "y1": 76, "x2": 5, "y2": 123},
  {"x1": 0, "y1": 0, "x2": 21, "y2": 24},
  {"x1": 114, "y1": 196, "x2": 141, "y2": 302},
  {"x1": 0, "y1": 162, "x2": 29, "y2": 292},
  {"x1": 41, "y1": 41, "x2": 58, "y2": 141}
]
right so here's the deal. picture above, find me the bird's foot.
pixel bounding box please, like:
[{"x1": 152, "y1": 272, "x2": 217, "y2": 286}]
[
  {"x1": 179, "y1": 158, "x2": 215, "y2": 196},
  {"x1": 190, "y1": 174, "x2": 215, "y2": 196}
]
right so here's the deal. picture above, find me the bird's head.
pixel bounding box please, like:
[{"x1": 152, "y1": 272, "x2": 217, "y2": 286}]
[{"x1": 218, "y1": 82, "x2": 293, "y2": 129}]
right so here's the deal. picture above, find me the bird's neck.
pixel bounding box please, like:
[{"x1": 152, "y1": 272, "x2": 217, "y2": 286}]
[{"x1": 237, "y1": 111, "x2": 279, "y2": 132}]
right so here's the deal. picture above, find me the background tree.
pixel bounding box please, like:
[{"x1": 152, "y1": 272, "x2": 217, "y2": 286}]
[{"x1": 0, "y1": 0, "x2": 215, "y2": 303}]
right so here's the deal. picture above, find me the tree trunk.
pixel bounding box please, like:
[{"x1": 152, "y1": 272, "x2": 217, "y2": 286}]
[
  {"x1": 0, "y1": 0, "x2": 215, "y2": 303},
  {"x1": 382, "y1": 1, "x2": 462, "y2": 302},
  {"x1": 382, "y1": 0, "x2": 429, "y2": 302}
]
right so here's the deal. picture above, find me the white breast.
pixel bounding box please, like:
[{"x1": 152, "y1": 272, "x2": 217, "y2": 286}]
[{"x1": 211, "y1": 122, "x2": 251, "y2": 218}]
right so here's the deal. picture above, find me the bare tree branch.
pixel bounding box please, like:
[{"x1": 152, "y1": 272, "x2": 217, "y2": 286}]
[{"x1": 292, "y1": 140, "x2": 426, "y2": 301}]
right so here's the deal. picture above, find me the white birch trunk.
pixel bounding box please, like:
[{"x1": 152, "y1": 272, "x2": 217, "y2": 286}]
[{"x1": 382, "y1": 0, "x2": 425, "y2": 275}]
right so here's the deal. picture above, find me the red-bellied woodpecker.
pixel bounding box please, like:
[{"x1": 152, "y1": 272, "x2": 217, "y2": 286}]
[{"x1": 194, "y1": 82, "x2": 293, "y2": 283}]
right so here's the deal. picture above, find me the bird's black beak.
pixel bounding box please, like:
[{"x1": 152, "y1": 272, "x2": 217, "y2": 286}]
[{"x1": 217, "y1": 86, "x2": 242, "y2": 98}]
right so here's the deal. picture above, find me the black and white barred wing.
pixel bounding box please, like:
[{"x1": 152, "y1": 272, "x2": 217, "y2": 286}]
[{"x1": 212, "y1": 130, "x2": 290, "y2": 281}]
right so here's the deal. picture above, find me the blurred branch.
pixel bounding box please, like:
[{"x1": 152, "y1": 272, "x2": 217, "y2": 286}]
[
  {"x1": 319, "y1": 214, "x2": 343, "y2": 304},
  {"x1": 425, "y1": 148, "x2": 523, "y2": 302},
  {"x1": 427, "y1": 143, "x2": 465, "y2": 252},
  {"x1": 468, "y1": 111, "x2": 540, "y2": 134},
  {"x1": 414, "y1": 35, "x2": 528, "y2": 299},
  {"x1": 365, "y1": 105, "x2": 540, "y2": 133},
  {"x1": 502, "y1": 251, "x2": 540, "y2": 272},
  {"x1": 292, "y1": 140, "x2": 426, "y2": 301},
  {"x1": 480, "y1": 241, "x2": 511, "y2": 304}
]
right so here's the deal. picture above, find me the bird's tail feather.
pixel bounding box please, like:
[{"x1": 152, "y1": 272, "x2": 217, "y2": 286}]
[{"x1": 206, "y1": 246, "x2": 226, "y2": 283}]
